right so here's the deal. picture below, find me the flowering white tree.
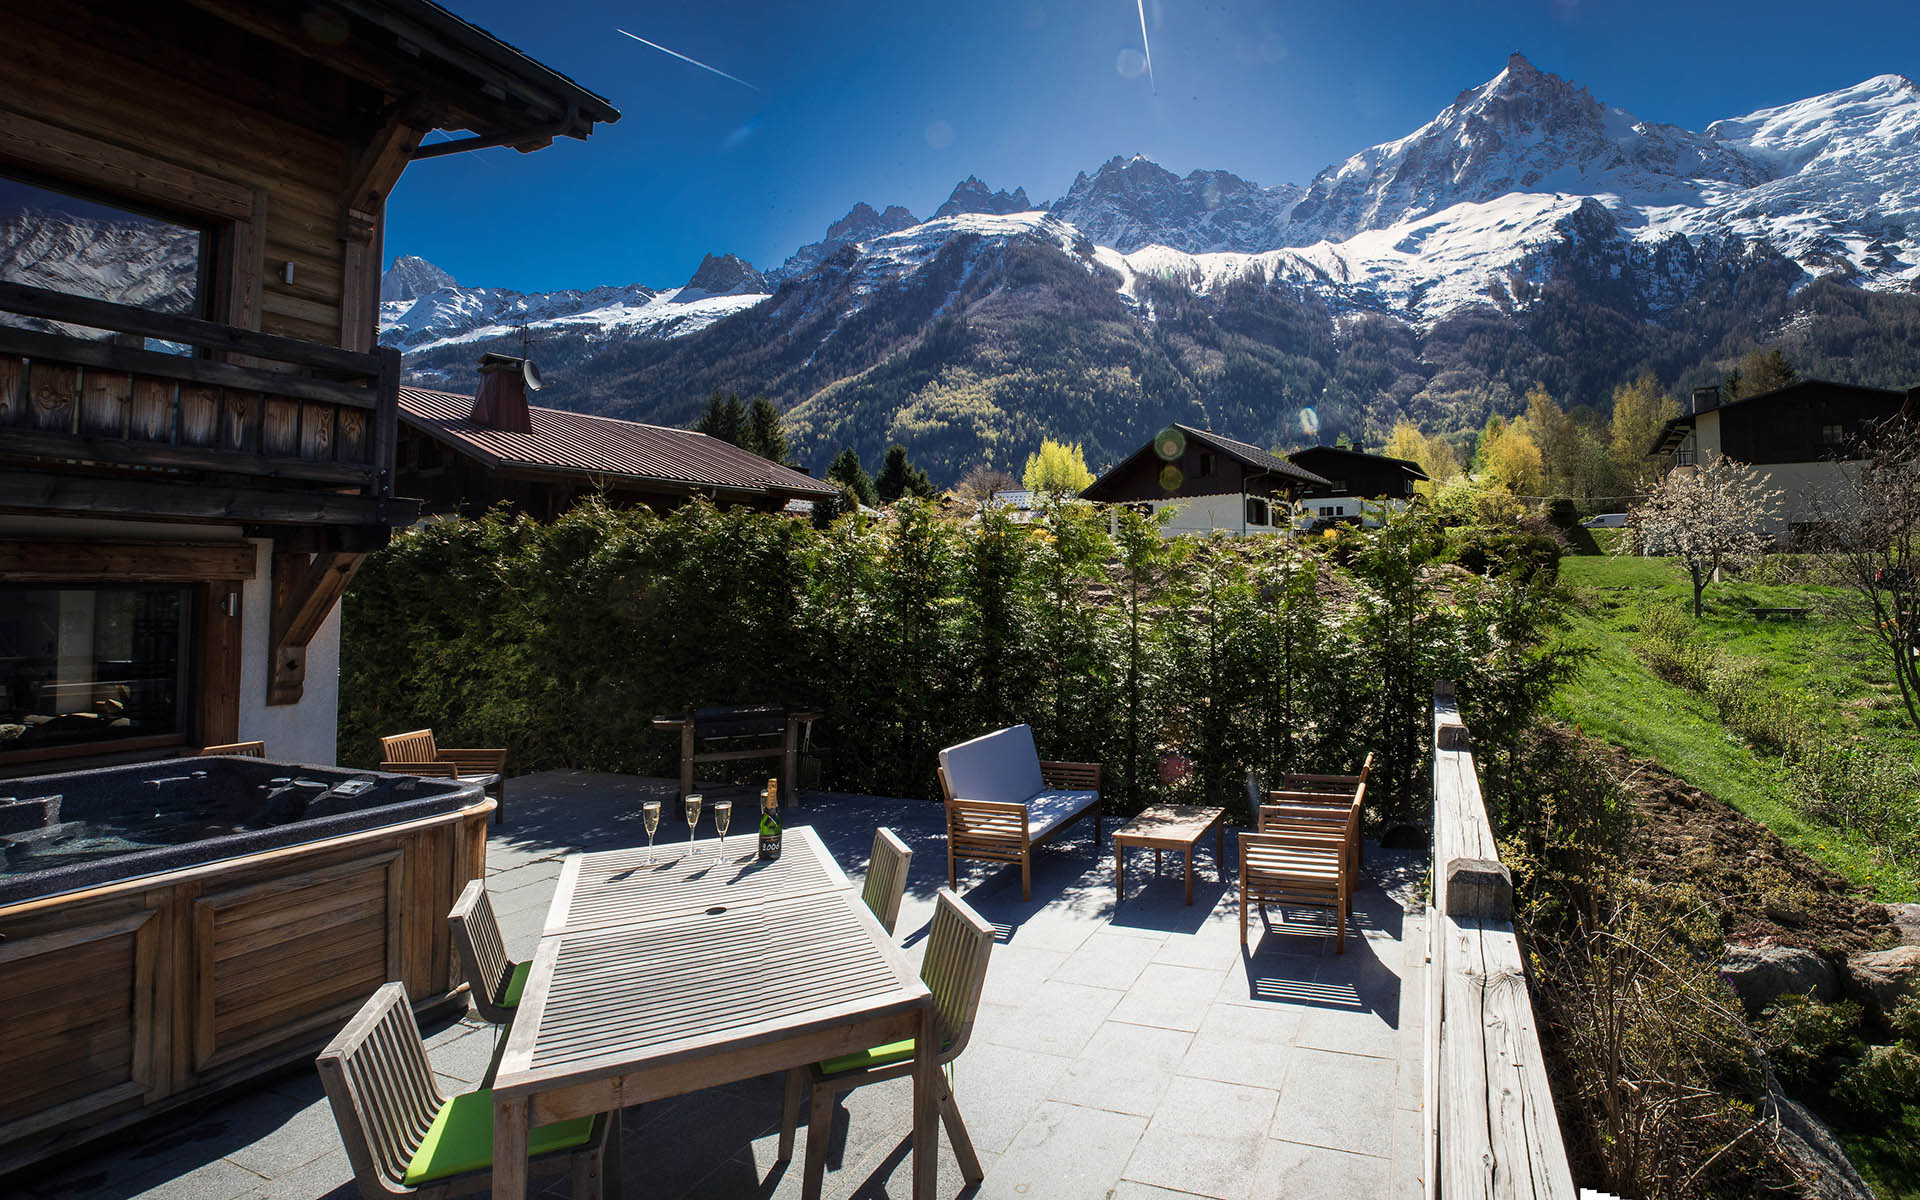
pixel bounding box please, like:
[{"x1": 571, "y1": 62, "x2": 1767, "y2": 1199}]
[
  {"x1": 1823, "y1": 414, "x2": 1920, "y2": 734},
  {"x1": 1626, "y1": 453, "x2": 1781, "y2": 617}
]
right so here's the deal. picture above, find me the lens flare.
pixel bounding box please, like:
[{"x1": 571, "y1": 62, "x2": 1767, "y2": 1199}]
[{"x1": 1299, "y1": 407, "x2": 1321, "y2": 437}]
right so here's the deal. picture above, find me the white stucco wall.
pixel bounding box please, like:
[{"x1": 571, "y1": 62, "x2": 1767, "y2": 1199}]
[
  {"x1": 237, "y1": 538, "x2": 340, "y2": 765},
  {"x1": 1148, "y1": 494, "x2": 1286, "y2": 537}
]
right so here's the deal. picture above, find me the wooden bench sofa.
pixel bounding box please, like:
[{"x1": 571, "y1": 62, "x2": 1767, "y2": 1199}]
[{"x1": 936, "y1": 724, "x2": 1100, "y2": 902}]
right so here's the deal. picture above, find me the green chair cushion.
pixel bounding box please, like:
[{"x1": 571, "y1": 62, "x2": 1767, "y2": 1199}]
[
  {"x1": 819, "y1": 1037, "x2": 918, "y2": 1076},
  {"x1": 498, "y1": 960, "x2": 531, "y2": 1008},
  {"x1": 403, "y1": 1089, "x2": 595, "y2": 1186}
]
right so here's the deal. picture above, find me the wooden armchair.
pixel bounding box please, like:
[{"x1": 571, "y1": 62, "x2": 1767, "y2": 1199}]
[
  {"x1": 936, "y1": 725, "x2": 1101, "y2": 902},
  {"x1": 448, "y1": 880, "x2": 528, "y2": 1028},
  {"x1": 1257, "y1": 781, "x2": 1366, "y2": 898},
  {"x1": 1240, "y1": 812, "x2": 1350, "y2": 953},
  {"x1": 380, "y1": 729, "x2": 507, "y2": 824},
  {"x1": 316, "y1": 982, "x2": 616, "y2": 1199}
]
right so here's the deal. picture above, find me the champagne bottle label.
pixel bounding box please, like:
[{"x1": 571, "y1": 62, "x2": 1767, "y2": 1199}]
[{"x1": 758, "y1": 785, "x2": 782, "y2": 861}]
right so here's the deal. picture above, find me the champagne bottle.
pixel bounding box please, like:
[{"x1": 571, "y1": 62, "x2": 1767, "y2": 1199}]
[{"x1": 757, "y1": 777, "x2": 782, "y2": 861}]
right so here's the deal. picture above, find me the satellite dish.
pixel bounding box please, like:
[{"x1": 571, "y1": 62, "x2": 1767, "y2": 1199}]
[{"x1": 521, "y1": 358, "x2": 544, "y2": 391}]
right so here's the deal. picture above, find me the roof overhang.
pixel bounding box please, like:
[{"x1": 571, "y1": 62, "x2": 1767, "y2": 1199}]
[{"x1": 1648, "y1": 414, "x2": 1694, "y2": 458}]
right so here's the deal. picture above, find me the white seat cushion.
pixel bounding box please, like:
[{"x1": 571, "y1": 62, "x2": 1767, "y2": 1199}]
[
  {"x1": 1026, "y1": 789, "x2": 1097, "y2": 839},
  {"x1": 938, "y1": 725, "x2": 1045, "y2": 806}
]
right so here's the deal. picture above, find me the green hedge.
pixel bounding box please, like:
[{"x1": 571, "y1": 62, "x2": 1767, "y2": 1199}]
[{"x1": 340, "y1": 499, "x2": 1576, "y2": 825}]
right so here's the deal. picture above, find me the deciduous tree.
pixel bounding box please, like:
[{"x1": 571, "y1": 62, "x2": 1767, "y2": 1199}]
[
  {"x1": 1627, "y1": 453, "x2": 1780, "y2": 617},
  {"x1": 1022, "y1": 438, "x2": 1095, "y2": 496},
  {"x1": 1609, "y1": 372, "x2": 1680, "y2": 494},
  {"x1": 1825, "y1": 413, "x2": 1920, "y2": 734}
]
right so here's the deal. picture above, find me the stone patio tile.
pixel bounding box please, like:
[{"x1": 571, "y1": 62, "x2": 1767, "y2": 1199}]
[
  {"x1": 1271, "y1": 1049, "x2": 1397, "y2": 1156},
  {"x1": 119, "y1": 1156, "x2": 265, "y2": 1200},
  {"x1": 1047, "y1": 1021, "x2": 1193, "y2": 1117},
  {"x1": 977, "y1": 943, "x2": 1068, "y2": 1007},
  {"x1": 425, "y1": 1023, "x2": 504, "y2": 1084},
  {"x1": 1122, "y1": 1076, "x2": 1279, "y2": 1200},
  {"x1": 983, "y1": 979, "x2": 1122, "y2": 1058},
  {"x1": 1108, "y1": 963, "x2": 1228, "y2": 1033},
  {"x1": 1294, "y1": 1005, "x2": 1398, "y2": 1059},
  {"x1": 948, "y1": 1041, "x2": 1076, "y2": 1154},
  {"x1": 1250, "y1": 1138, "x2": 1391, "y2": 1197},
  {"x1": 1177, "y1": 1001, "x2": 1303, "y2": 1091},
  {"x1": 237, "y1": 1148, "x2": 355, "y2": 1200},
  {"x1": 975, "y1": 1101, "x2": 1148, "y2": 1200},
  {"x1": 1390, "y1": 1103, "x2": 1426, "y2": 1200},
  {"x1": 1215, "y1": 949, "x2": 1337, "y2": 1009},
  {"x1": 1149, "y1": 924, "x2": 1245, "y2": 971},
  {"x1": 1110, "y1": 1184, "x2": 1218, "y2": 1199},
  {"x1": 1053, "y1": 931, "x2": 1163, "y2": 990},
  {"x1": 218, "y1": 1094, "x2": 345, "y2": 1181}
]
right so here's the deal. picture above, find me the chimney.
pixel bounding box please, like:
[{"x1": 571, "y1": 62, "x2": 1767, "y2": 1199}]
[
  {"x1": 1691, "y1": 385, "x2": 1720, "y2": 414},
  {"x1": 471, "y1": 353, "x2": 532, "y2": 433}
]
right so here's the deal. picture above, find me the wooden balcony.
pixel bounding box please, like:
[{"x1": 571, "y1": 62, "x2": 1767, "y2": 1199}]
[{"x1": 0, "y1": 282, "x2": 416, "y2": 530}]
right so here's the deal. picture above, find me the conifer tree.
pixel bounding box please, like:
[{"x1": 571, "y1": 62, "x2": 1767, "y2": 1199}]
[
  {"x1": 693, "y1": 391, "x2": 746, "y2": 446},
  {"x1": 744, "y1": 396, "x2": 788, "y2": 464},
  {"x1": 875, "y1": 444, "x2": 936, "y2": 502},
  {"x1": 826, "y1": 448, "x2": 878, "y2": 508}
]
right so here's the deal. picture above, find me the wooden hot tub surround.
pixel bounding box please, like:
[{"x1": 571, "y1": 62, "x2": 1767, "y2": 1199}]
[{"x1": 0, "y1": 783, "x2": 492, "y2": 1177}]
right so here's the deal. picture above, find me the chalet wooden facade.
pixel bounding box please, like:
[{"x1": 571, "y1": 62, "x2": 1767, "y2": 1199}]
[
  {"x1": 1081, "y1": 423, "x2": 1329, "y2": 537},
  {"x1": 0, "y1": 1, "x2": 616, "y2": 774},
  {"x1": 1650, "y1": 379, "x2": 1918, "y2": 539},
  {"x1": 1287, "y1": 445, "x2": 1428, "y2": 528}
]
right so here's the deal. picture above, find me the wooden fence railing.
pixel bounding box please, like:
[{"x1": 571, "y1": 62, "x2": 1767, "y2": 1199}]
[{"x1": 1426, "y1": 682, "x2": 1619, "y2": 1200}]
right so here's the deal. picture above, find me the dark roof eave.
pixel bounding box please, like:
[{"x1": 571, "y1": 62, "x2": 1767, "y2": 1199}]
[{"x1": 1648, "y1": 413, "x2": 1694, "y2": 458}]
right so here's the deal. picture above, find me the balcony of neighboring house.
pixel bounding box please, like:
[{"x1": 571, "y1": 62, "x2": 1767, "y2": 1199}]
[
  {"x1": 1673, "y1": 448, "x2": 1698, "y2": 468},
  {"x1": 0, "y1": 279, "x2": 408, "y2": 530}
]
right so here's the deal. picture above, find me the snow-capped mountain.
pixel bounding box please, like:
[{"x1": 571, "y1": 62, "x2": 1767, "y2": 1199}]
[
  {"x1": 1049, "y1": 156, "x2": 1304, "y2": 253},
  {"x1": 0, "y1": 207, "x2": 197, "y2": 318},
  {"x1": 768, "y1": 201, "x2": 919, "y2": 284},
  {"x1": 386, "y1": 55, "x2": 1920, "y2": 477},
  {"x1": 380, "y1": 254, "x2": 456, "y2": 302},
  {"x1": 681, "y1": 253, "x2": 767, "y2": 298},
  {"x1": 934, "y1": 177, "x2": 1034, "y2": 219}
]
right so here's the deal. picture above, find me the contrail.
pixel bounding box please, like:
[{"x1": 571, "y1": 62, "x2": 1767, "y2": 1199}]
[
  {"x1": 615, "y1": 28, "x2": 759, "y2": 92},
  {"x1": 1135, "y1": 0, "x2": 1156, "y2": 93}
]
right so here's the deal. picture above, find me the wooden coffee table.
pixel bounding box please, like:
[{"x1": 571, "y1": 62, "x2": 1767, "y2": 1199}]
[{"x1": 1113, "y1": 804, "x2": 1226, "y2": 906}]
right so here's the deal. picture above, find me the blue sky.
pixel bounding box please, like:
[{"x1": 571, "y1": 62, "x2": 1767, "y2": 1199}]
[{"x1": 385, "y1": 0, "x2": 1919, "y2": 294}]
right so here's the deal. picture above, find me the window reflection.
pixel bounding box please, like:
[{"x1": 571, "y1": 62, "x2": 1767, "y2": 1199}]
[{"x1": 0, "y1": 585, "x2": 191, "y2": 754}]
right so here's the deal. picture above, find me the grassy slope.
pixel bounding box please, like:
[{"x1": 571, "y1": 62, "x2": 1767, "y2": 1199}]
[{"x1": 1552, "y1": 553, "x2": 1920, "y2": 903}]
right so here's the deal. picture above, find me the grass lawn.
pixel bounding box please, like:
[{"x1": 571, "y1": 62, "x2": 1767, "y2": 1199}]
[{"x1": 1553, "y1": 553, "x2": 1920, "y2": 903}]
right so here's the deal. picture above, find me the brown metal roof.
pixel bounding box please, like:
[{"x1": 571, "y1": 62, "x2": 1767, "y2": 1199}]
[
  {"x1": 1175, "y1": 425, "x2": 1330, "y2": 486},
  {"x1": 398, "y1": 387, "x2": 838, "y2": 501}
]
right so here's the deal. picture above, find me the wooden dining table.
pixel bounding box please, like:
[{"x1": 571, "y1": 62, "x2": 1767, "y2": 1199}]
[{"x1": 489, "y1": 826, "x2": 938, "y2": 1199}]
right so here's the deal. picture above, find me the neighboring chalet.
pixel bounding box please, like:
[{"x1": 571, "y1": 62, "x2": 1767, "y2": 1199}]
[
  {"x1": 1287, "y1": 445, "x2": 1429, "y2": 529},
  {"x1": 1081, "y1": 424, "x2": 1329, "y2": 536},
  {"x1": 1649, "y1": 379, "x2": 1918, "y2": 540},
  {"x1": 0, "y1": 1, "x2": 617, "y2": 774},
  {"x1": 396, "y1": 356, "x2": 838, "y2": 517}
]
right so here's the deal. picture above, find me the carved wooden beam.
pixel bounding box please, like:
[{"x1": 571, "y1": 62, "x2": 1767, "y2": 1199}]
[{"x1": 268, "y1": 549, "x2": 364, "y2": 706}]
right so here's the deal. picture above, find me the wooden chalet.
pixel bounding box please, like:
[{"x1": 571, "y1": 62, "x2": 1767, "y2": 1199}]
[
  {"x1": 0, "y1": 0, "x2": 618, "y2": 774},
  {"x1": 397, "y1": 358, "x2": 841, "y2": 517},
  {"x1": 1287, "y1": 445, "x2": 1429, "y2": 527},
  {"x1": 1081, "y1": 423, "x2": 1329, "y2": 537}
]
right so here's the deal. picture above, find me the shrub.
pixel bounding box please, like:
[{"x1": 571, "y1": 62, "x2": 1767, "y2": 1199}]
[
  {"x1": 1703, "y1": 659, "x2": 1799, "y2": 755},
  {"x1": 1635, "y1": 603, "x2": 1716, "y2": 689},
  {"x1": 1786, "y1": 743, "x2": 1920, "y2": 858},
  {"x1": 1756, "y1": 993, "x2": 1863, "y2": 1093},
  {"x1": 1834, "y1": 1043, "x2": 1920, "y2": 1115}
]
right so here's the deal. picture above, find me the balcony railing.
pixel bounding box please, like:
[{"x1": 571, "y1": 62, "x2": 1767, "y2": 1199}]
[
  {"x1": 0, "y1": 281, "x2": 408, "y2": 527},
  {"x1": 1674, "y1": 449, "x2": 1698, "y2": 467}
]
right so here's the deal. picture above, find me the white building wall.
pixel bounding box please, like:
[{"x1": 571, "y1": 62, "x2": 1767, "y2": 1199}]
[
  {"x1": 1148, "y1": 494, "x2": 1285, "y2": 537},
  {"x1": 238, "y1": 538, "x2": 341, "y2": 765}
]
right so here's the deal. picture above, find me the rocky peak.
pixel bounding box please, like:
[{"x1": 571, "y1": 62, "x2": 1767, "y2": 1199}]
[
  {"x1": 1048, "y1": 155, "x2": 1301, "y2": 253},
  {"x1": 681, "y1": 252, "x2": 767, "y2": 298},
  {"x1": 380, "y1": 255, "x2": 457, "y2": 302},
  {"x1": 933, "y1": 176, "x2": 1033, "y2": 219},
  {"x1": 770, "y1": 201, "x2": 920, "y2": 285}
]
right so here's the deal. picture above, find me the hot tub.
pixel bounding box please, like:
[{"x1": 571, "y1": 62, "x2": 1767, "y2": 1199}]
[{"x1": 0, "y1": 756, "x2": 492, "y2": 1176}]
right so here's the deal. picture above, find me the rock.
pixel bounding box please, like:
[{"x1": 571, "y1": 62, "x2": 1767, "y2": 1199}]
[
  {"x1": 1721, "y1": 944, "x2": 1839, "y2": 1017},
  {"x1": 1768, "y1": 1080, "x2": 1877, "y2": 1200},
  {"x1": 1842, "y1": 945, "x2": 1920, "y2": 1017},
  {"x1": 1887, "y1": 902, "x2": 1920, "y2": 947}
]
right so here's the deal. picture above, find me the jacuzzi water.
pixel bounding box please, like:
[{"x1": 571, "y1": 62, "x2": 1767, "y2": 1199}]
[{"x1": 0, "y1": 756, "x2": 479, "y2": 904}]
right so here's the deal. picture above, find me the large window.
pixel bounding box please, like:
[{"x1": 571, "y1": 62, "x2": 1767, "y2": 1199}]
[
  {"x1": 0, "y1": 585, "x2": 192, "y2": 756},
  {"x1": 0, "y1": 172, "x2": 208, "y2": 347}
]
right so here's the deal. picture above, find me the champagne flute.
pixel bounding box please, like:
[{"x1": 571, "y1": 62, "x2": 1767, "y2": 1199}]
[
  {"x1": 685, "y1": 793, "x2": 703, "y2": 856},
  {"x1": 713, "y1": 800, "x2": 732, "y2": 861},
  {"x1": 642, "y1": 800, "x2": 662, "y2": 865}
]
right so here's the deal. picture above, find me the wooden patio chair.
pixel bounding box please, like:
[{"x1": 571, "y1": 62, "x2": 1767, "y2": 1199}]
[
  {"x1": 1257, "y1": 780, "x2": 1367, "y2": 899},
  {"x1": 316, "y1": 982, "x2": 617, "y2": 1200},
  {"x1": 200, "y1": 740, "x2": 265, "y2": 757},
  {"x1": 449, "y1": 879, "x2": 528, "y2": 1028},
  {"x1": 381, "y1": 728, "x2": 508, "y2": 824},
  {"x1": 778, "y1": 888, "x2": 994, "y2": 1200},
  {"x1": 1272, "y1": 751, "x2": 1373, "y2": 867},
  {"x1": 1239, "y1": 813, "x2": 1350, "y2": 953},
  {"x1": 936, "y1": 724, "x2": 1101, "y2": 902},
  {"x1": 861, "y1": 827, "x2": 913, "y2": 936}
]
